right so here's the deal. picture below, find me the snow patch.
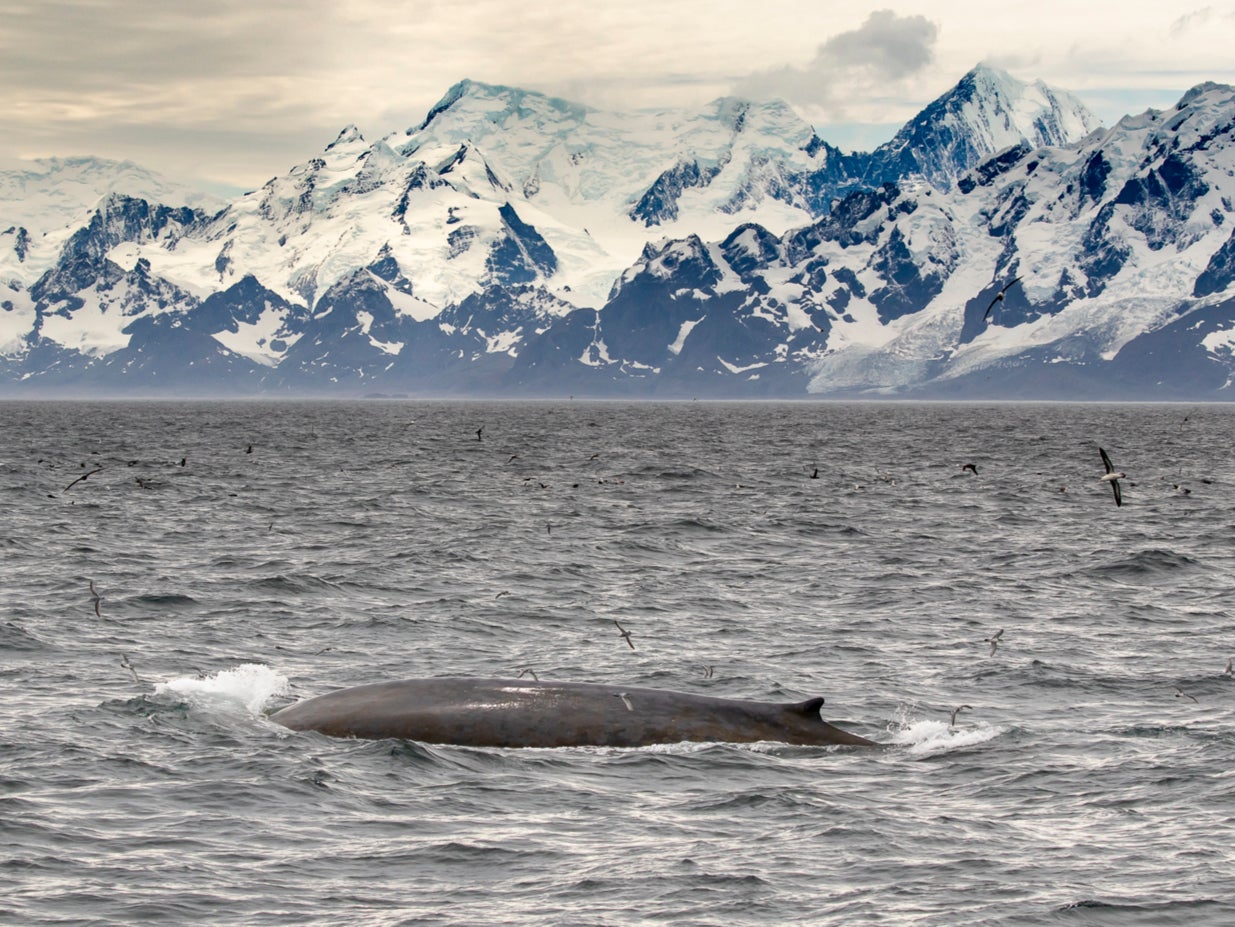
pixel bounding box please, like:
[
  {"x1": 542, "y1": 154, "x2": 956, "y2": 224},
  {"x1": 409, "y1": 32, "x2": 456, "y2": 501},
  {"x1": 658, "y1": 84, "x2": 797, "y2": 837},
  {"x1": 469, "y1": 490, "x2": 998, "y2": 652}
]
[{"x1": 668, "y1": 318, "x2": 703, "y2": 355}]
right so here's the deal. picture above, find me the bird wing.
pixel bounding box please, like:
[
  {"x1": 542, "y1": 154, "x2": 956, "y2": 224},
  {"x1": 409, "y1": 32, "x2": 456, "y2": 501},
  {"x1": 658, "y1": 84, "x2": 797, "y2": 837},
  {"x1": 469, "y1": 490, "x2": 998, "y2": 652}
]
[
  {"x1": 63, "y1": 467, "x2": 103, "y2": 491},
  {"x1": 1099, "y1": 447, "x2": 1114, "y2": 474},
  {"x1": 1000, "y1": 275, "x2": 1023, "y2": 296},
  {"x1": 1111, "y1": 478, "x2": 1122, "y2": 507},
  {"x1": 982, "y1": 276, "x2": 1023, "y2": 320}
]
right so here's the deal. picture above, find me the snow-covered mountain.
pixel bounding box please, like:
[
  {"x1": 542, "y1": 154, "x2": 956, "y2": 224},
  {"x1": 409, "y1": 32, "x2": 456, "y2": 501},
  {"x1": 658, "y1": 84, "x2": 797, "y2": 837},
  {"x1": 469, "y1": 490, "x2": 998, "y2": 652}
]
[
  {"x1": 859, "y1": 65, "x2": 1099, "y2": 190},
  {"x1": 526, "y1": 80, "x2": 1235, "y2": 399},
  {"x1": 7, "y1": 65, "x2": 1232, "y2": 399},
  {"x1": 0, "y1": 157, "x2": 225, "y2": 292}
]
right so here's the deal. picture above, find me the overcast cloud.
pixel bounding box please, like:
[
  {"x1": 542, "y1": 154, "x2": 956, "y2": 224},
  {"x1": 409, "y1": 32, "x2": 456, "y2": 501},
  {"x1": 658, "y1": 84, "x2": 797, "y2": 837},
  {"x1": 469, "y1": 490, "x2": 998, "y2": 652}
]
[
  {"x1": 734, "y1": 11, "x2": 940, "y2": 126},
  {"x1": 1, "y1": 2, "x2": 1233, "y2": 191}
]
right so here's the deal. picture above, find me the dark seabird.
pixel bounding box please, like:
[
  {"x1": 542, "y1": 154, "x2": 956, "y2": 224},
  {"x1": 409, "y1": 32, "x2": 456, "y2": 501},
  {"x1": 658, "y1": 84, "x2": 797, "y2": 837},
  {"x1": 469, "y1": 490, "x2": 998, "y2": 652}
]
[
  {"x1": 120, "y1": 653, "x2": 139, "y2": 683},
  {"x1": 985, "y1": 628, "x2": 1003, "y2": 656},
  {"x1": 960, "y1": 463, "x2": 978, "y2": 475},
  {"x1": 810, "y1": 467, "x2": 819, "y2": 479},
  {"x1": 517, "y1": 667, "x2": 539, "y2": 681},
  {"x1": 1174, "y1": 686, "x2": 1199, "y2": 704},
  {"x1": 982, "y1": 275, "x2": 1023, "y2": 320},
  {"x1": 699, "y1": 665, "x2": 714, "y2": 679},
  {"x1": 89, "y1": 580, "x2": 102, "y2": 618},
  {"x1": 1098, "y1": 447, "x2": 1125, "y2": 507},
  {"x1": 950, "y1": 704, "x2": 973, "y2": 727},
  {"x1": 614, "y1": 620, "x2": 635, "y2": 650},
  {"x1": 476, "y1": 427, "x2": 483, "y2": 441},
  {"x1": 64, "y1": 467, "x2": 104, "y2": 492}
]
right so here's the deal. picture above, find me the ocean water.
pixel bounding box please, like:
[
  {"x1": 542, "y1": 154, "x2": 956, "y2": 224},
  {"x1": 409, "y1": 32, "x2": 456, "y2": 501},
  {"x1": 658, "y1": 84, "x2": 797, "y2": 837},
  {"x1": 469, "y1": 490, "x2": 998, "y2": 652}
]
[{"x1": 2, "y1": 399, "x2": 1233, "y2": 926}]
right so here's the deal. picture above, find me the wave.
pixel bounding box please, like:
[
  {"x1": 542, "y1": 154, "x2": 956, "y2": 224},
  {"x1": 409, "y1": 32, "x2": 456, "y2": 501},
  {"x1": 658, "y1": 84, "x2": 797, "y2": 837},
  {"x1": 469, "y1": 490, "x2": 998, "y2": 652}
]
[
  {"x1": 1050, "y1": 897, "x2": 1232, "y2": 926},
  {"x1": 0, "y1": 620, "x2": 52, "y2": 651},
  {"x1": 1087, "y1": 548, "x2": 1203, "y2": 578}
]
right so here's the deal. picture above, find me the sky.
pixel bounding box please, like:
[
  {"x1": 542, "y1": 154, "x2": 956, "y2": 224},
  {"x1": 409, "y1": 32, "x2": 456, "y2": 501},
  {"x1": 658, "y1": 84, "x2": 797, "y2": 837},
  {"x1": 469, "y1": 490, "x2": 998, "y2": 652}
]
[{"x1": 2, "y1": 1, "x2": 1233, "y2": 194}]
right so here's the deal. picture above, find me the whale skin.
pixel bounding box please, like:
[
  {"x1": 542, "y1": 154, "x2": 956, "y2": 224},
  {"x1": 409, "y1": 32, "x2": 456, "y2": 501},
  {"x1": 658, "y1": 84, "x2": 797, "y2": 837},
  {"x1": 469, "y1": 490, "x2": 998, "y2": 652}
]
[{"x1": 269, "y1": 676, "x2": 878, "y2": 749}]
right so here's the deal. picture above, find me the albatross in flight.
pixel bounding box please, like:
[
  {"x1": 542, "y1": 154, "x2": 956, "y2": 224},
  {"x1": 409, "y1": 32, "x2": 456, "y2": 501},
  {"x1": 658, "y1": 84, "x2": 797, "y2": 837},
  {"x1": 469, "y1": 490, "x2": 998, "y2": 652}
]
[
  {"x1": 1099, "y1": 447, "x2": 1126, "y2": 507},
  {"x1": 983, "y1": 276, "x2": 1023, "y2": 321}
]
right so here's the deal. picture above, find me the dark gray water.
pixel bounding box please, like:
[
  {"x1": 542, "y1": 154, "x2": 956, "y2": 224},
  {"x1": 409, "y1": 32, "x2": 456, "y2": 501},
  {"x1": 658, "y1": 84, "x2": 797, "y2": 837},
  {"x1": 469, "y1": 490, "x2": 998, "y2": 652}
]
[{"x1": 3, "y1": 400, "x2": 1234, "y2": 926}]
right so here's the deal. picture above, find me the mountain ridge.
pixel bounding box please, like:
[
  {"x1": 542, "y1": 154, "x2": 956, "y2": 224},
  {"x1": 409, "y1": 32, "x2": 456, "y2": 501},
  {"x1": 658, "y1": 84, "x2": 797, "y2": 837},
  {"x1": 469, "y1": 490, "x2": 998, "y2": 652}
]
[{"x1": 5, "y1": 66, "x2": 1233, "y2": 399}]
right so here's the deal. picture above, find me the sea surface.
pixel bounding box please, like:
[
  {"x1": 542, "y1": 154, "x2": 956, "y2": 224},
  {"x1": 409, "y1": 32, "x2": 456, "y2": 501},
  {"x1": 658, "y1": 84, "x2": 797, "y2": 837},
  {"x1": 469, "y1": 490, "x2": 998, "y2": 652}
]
[{"x1": 2, "y1": 400, "x2": 1234, "y2": 926}]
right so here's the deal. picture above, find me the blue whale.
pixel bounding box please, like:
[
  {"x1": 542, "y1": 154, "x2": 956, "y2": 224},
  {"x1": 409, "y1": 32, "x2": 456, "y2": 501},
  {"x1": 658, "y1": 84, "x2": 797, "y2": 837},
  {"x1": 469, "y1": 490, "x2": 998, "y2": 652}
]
[{"x1": 268, "y1": 676, "x2": 879, "y2": 748}]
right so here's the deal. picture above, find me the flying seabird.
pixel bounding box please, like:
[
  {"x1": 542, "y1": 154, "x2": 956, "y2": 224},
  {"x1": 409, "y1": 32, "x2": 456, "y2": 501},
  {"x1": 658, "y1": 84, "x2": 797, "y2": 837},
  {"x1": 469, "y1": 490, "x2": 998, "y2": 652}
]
[
  {"x1": 960, "y1": 463, "x2": 978, "y2": 475},
  {"x1": 1174, "y1": 686, "x2": 1199, "y2": 704},
  {"x1": 89, "y1": 580, "x2": 102, "y2": 618},
  {"x1": 120, "y1": 653, "x2": 139, "y2": 683},
  {"x1": 614, "y1": 620, "x2": 635, "y2": 650},
  {"x1": 950, "y1": 704, "x2": 973, "y2": 727},
  {"x1": 476, "y1": 426, "x2": 483, "y2": 441},
  {"x1": 982, "y1": 275, "x2": 1022, "y2": 320},
  {"x1": 517, "y1": 667, "x2": 539, "y2": 681},
  {"x1": 64, "y1": 467, "x2": 104, "y2": 492},
  {"x1": 1098, "y1": 447, "x2": 1126, "y2": 507},
  {"x1": 985, "y1": 628, "x2": 1003, "y2": 656}
]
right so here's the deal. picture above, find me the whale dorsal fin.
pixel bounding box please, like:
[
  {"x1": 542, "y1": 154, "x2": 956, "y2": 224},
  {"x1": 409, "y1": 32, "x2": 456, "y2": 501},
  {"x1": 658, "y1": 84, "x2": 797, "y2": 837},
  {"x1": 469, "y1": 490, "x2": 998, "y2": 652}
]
[{"x1": 789, "y1": 696, "x2": 825, "y2": 717}]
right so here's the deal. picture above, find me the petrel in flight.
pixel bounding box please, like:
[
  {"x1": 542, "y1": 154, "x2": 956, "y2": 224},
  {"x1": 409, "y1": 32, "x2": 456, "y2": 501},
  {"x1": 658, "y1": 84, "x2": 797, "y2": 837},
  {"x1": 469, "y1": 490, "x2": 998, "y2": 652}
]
[{"x1": 983, "y1": 276, "x2": 1022, "y2": 320}]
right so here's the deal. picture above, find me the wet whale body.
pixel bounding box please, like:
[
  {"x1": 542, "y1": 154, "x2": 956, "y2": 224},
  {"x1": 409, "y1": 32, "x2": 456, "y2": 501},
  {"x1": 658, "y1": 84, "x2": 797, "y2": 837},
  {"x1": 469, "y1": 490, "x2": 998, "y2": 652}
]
[{"x1": 269, "y1": 676, "x2": 879, "y2": 749}]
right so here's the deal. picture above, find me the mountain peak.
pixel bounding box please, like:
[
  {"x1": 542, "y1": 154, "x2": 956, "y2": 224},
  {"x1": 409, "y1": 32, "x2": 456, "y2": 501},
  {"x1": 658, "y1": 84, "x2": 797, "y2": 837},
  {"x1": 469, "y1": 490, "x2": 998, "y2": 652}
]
[
  {"x1": 1178, "y1": 81, "x2": 1235, "y2": 107},
  {"x1": 413, "y1": 79, "x2": 591, "y2": 136},
  {"x1": 866, "y1": 63, "x2": 1100, "y2": 188},
  {"x1": 326, "y1": 125, "x2": 366, "y2": 150}
]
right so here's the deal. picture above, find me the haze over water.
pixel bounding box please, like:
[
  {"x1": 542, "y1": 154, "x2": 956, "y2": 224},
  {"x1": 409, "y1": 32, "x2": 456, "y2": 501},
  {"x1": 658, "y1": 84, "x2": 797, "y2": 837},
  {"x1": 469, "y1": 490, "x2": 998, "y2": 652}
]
[{"x1": 3, "y1": 400, "x2": 1233, "y2": 926}]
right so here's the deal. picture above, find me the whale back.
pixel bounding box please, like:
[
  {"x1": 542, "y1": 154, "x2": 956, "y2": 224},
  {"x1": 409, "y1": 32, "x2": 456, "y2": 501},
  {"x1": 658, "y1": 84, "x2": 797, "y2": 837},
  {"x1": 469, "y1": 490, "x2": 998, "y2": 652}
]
[{"x1": 269, "y1": 677, "x2": 877, "y2": 748}]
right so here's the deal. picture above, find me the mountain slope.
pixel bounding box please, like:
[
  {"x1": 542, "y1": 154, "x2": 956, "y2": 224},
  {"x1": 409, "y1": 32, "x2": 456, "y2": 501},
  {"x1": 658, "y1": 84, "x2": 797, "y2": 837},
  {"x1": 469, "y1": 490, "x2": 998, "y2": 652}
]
[{"x1": 520, "y1": 81, "x2": 1234, "y2": 399}]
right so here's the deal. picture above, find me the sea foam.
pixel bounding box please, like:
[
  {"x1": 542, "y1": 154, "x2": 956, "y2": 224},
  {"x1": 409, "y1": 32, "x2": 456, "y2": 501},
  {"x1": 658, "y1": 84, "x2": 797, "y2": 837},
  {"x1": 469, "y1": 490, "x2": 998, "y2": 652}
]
[{"x1": 154, "y1": 663, "x2": 290, "y2": 717}]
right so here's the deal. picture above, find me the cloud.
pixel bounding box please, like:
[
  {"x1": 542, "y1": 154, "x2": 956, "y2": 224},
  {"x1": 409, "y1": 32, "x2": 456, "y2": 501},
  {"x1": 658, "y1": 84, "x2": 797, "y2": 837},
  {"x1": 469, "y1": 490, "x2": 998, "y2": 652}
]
[
  {"x1": 734, "y1": 10, "x2": 939, "y2": 121},
  {"x1": 816, "y1": 9, "x2": 939, "y2": 79},
  {"x1": 1169, "y1": 7, "x2": 1214, "y2": 34}
]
